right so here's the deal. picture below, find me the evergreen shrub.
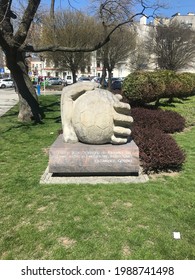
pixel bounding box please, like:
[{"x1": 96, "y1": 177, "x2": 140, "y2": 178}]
[{"x1": 123, "y1": 70, "x2": 195, "y2": 105}]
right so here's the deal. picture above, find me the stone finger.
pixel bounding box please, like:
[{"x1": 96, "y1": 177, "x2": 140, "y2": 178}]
[
  {"x1": 111, "y1": 135, "x2": 128, "y2": 144},
  {"x1": 115, "y1": 94, "x2": 123, "y2": 101},
  {"x1": 113, "y1": 111, "x2": 133, "y2": 125},
  {"x1": 114, "y1": 101, "x2": 131, "y2": 115},
  {"x1": 113, "y1": 126, "x2": 131, "y2": 136},
  {"x1": 62, "y1": 82, "x2": 97, "y2": 99}
]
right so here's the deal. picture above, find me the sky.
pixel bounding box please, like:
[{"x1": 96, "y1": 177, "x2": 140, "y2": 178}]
[
  {"x1": 45, "y1": 0, "x2": 195, "y2": 19},
  {"x1": 146, "y1": 0, "x2": 195, "y2": 17}
]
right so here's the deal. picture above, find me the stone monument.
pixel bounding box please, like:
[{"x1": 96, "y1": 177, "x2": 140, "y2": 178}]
[{"x1": 49, "y1": 82, "x2": 140, "y2": 175}]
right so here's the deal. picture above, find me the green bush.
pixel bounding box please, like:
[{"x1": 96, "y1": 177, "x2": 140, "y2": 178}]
[
  {"x1": 176, "y1": 72, "x2": 195, "y2": 96},
  {"x1": 123, "y1": 70, "x2": 195, "y2": 105},
  {"x1": 162, "y1": 71, "x2": 195, "y2": 98},
  {"x1": 122, "y1": 71, "x2": 165, "y2": 104}
]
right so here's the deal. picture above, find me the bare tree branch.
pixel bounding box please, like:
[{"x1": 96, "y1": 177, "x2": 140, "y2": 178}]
[
  {"x1": 21, "y1": 9, "x2": 145, "y2": 53},
  {"x1": 0, "y1": 0, "x2": 11, "y2": 24},
  {"x1": 14, "y1": 0, "x2": 41, "y2": 45},
  {"x1": 146, "y1": 20, "x2": 195, "y2": 70},
  {"x1": 50, "y1": 0, "x2": 55, "y2": 18}
]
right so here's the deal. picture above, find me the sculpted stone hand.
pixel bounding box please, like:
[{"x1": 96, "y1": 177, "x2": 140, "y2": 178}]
[
  {"x1": 61, "y1": 82, "x2": 99, "y2": 143},
  {"x1": 61, "y1": 82, "x2": 133, "y2": 145},
  {"x1": 111, "y1": 94, "x2": 133, "y2": 144}
]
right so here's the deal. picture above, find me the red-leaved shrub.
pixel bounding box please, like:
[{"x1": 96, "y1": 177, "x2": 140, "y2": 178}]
[
  {"x1": 132, "y1": 125, "x2": 185, "y2": 173},
  {"x1": 131, "y1": 107, "x2": 185, "y2": 133}
]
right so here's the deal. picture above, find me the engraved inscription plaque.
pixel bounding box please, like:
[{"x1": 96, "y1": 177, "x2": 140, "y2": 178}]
[{"x1": 49, "y1": 135, "x2": 140, "y2": 175}]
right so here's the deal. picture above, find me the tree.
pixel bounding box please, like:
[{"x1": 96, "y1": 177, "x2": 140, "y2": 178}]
[
  {"x1": 130, "y1": 45, "x2": 150, "y2": 71},
  {"x1": 41, "y1": 10, "x2": 98, "y2": 83},
  {"x1": 0, "y1": 47, "x2": 4, "y2": 71},
  {"x1": 98, "y1": 26, "x2": 136, "y2": 88},
  {"x1": 0, "y1": 0, "x2": 159, "y2": 123},
  {"x1": 92, "y1": 0, "x2": 138, "y2": 86},
  {"x1": 148, "y1": 20, "x2": 195, "y2": 71}
]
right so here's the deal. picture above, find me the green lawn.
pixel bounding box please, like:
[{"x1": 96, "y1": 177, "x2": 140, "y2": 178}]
[{"x1": 0, "y1": 95, "x2": 195, "y2": 260}]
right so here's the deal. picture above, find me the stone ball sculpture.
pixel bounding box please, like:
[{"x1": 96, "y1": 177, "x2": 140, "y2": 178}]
[{"x1": 61, "y1": 81, "x2": 133, "y2": 145}]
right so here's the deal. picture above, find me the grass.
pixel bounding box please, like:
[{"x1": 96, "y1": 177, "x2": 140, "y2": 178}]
[{"x1": 0, "y1": 94, "x2": 195, "y2": 260}]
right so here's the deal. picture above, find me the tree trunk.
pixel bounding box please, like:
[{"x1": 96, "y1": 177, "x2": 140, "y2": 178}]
[
  {"x1": 101, "y1": 65, "x2": 107, "y2": 88},
  {"x1": 72, "y1": 69, "x2": 77, "y2": 84},
  {"x1": 17, "y1": 91, "x2": 34, "y2": 122},
  {"x1": 107, "y1": 69, "x2": 112, "y2": 90},
  {"x1": 6, "y1": 48, "x2": 44, "y2": 123},
  {"x1": 101, "y1": 25, "x2": 109, "y2": 88}
]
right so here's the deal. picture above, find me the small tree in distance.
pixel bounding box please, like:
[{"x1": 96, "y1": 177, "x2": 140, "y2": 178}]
[
  {"x1": 147, "y1": 20, "x2": 195, "y2": 71},
  {"x1": 41, "y1": 10, "x2": 98, "y2": 83},
  {"x1": 98, "y1": 26, "x2": 136, "y2": 88}
]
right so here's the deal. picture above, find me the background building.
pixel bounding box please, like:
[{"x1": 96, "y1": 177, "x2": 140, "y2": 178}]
[{"x1": 25, "y1": 13, "x2": 195, "y2": 82}]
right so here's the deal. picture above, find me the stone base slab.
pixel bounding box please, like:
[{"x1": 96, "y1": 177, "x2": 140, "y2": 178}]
[
  {"x1": 49, "y1": 135, "x2": 140, "y2": 175},
  {"x1": 40, "y1": 167, "x2": 149, "y2": 184}
]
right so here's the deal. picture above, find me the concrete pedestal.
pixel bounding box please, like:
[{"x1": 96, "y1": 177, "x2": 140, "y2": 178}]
[{"x1": 49, "y1": 135, "x2": 140, "y2": 175}]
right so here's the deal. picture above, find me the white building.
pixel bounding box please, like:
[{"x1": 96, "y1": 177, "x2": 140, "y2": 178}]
[{"x1": 170, "y1": 12, "x2": 195, "y2": 30}]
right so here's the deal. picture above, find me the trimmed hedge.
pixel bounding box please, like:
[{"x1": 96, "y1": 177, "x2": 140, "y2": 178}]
[
  {"x1": 132, "y1": 125, "x2": 185, "y2": 173},
  {"x1": 131, "y1": 107, "x2": 185, "y2": 133},
  {"x1": 123, "y1": 70, "x2": 195, "y2": 105},
  {"x1": 130, "y1": 107, "x2": 186, "y2": 173}
]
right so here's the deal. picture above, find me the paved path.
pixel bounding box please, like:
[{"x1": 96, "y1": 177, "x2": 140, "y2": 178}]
[
  {"x1": 0, "y1": 88, "x2": 19, "y2": 117},
  {"x1": 0, "y1": 88, "x2": 62, "y2": 117}
]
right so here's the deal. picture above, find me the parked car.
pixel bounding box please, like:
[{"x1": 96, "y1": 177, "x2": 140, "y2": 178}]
[
  {"x1": 47, "y1": 77, "x2": 63, "y2": 85},
  {"x1": 91, "y1": 77, "x2": 108, "y2": 87},
  {"x1": 65, "y1": 75, "x2": 73, "y2": 85},
  {"x1": 111, "y1": 77, "x2": 120, "y2": 83},
  {"x1": 111, "y1": 79, "x2": 123, "y2": 90},
  {"x1": 0, "y1": 78, "x2": 14, "y2": 88},
  {"x1": 91, "y1": 76, "x2": 100, "y2": 83},
  {"x1": 78, "y1": 76, "x2": 91, "y2": 82}
]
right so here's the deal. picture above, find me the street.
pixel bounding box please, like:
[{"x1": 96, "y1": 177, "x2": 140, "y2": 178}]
[{"x1": 0, "y1": 87, "x2": 19, "y2": 117}]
